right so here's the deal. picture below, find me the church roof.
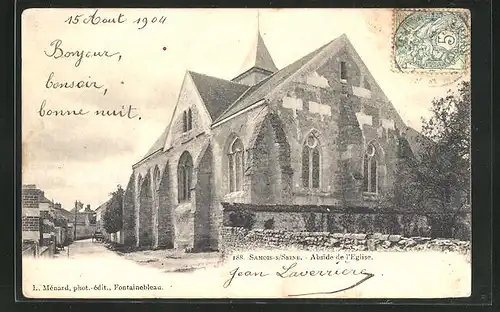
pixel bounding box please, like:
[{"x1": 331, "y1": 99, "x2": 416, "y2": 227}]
[
  {"x1": 140, "y1": 35, "x2": 342, "y2": 162},
  {"x1": 188, "y1": 71, "x2": 249, "y2": 120},
  {"x1": 238, "y1": 31, "x2": 278, "y2": 75},
  {"x1": 139, "y1": 33, "x2": 425, "y2": 163},
  {"x1": 142, "y1": 125, "x2": 170, "y2": 159},
  {"x1": 141, "y1": 71, "x2": 248, "y2": 160},
  {"x1": 215, "y1": 37, "x2": 340, "y2": 123}
]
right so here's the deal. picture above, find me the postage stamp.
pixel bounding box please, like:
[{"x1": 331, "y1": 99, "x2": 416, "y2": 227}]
[{"x1": 392, "y1": 9, "x2": 470, "y2": 73}]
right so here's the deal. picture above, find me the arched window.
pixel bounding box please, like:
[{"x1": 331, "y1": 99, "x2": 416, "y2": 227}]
[
  {"x1": 228, "y1": 138, "x2": 244, "y2": 192},
  {"x1": 363, "y1": 143, "x2": 378, "y2": 193},
  {"x1": 302, "y1": 132, "x2": 320, "y2": 188},
  {"x1": 187, "y1": 108, "x2": 193, "y2": 131},
  {"x1": 178, "y1": 152, "x2": 193, "y2": 202}
]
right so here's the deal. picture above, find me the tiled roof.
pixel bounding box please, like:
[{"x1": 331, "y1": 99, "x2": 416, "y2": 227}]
[
  {"x1": 138, "y1": 36, "x2": 341, "y2": 163},
  {"x1": 138, "y1": 33, "x2": 422, "y2": 164},
  {"x1": 188, "y1": 71, "x2": 249, "y2": 120},
  {"x1": 94, "y1": 200, "x2": 110, "y2": 212},
  {"x1": 53, "y1": 207, "x2": 73, "y2": 220},
  {"x1": 140, "y1": 72, "x2": 248, "y2": 161},
  {"x1": 215, "y1": 37, "x2": 341, "y2": 123},
  {"x1": 142, "y1": 125, "x2": 169, "y2": 159}
]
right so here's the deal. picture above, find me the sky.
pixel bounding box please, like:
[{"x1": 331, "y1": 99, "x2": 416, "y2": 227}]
[{"x1": 21, "y1": 8, "x2": 469, "y2": 211}]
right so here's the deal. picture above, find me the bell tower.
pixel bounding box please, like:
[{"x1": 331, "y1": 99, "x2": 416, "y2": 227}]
[{"x1": 232, "y1": 11, "x2": 278, "y2": 86}]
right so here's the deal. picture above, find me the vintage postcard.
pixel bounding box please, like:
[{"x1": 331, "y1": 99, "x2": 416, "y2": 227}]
[{"x1": 21, "y1": 8, "x2": 471, "y2": 299}]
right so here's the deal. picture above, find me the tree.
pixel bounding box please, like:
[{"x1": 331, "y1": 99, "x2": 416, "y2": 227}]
[
  {"x1": 384, "y1": 81, "x2": 471, "y2": 238},
  {"x1": 418, "y1": 81, "x2": 471, "y2": 237},
  {"x1": 103, "y1": 185, "x2": 124, "y2": 234}
]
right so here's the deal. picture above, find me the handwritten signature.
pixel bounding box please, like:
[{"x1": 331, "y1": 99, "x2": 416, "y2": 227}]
[{"x1": 223, "y1": 262, "x2": 374, "y2": 297}]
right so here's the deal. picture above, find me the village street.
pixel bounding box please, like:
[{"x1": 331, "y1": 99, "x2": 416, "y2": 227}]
[
  {"x1": 62, "y1": 239, "x2": 117, "y2": 259},
  {"x1": 57, "y1": 238, "x2": 223, "y2": 273}
]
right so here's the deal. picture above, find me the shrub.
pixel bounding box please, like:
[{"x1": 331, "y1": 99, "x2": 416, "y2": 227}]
[
  {"x1": 228, "y1": 210, "x2": 256, "y2": 229},
  {"x1": 264, "y1": 218, "x2": 275, "y2": 230}
]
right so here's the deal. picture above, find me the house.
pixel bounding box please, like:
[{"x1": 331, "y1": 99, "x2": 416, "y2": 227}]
[
  {"x1": 70, "y1": 204, "x2": 97, "y2": 239},
  {"x1": 121, "y1": 30, "x2": 423, "y2": 251},
  {"x1": 95, "y1": 201, "x2": 107, "y2": 233},
  {"x1": 21, "y1": 185, "x2": 72, "y2": 256}
]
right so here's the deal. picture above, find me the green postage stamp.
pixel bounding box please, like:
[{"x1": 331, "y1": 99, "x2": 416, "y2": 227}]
[{"x1": 393, "y1": 9, "x2": 470, "y2": 73}]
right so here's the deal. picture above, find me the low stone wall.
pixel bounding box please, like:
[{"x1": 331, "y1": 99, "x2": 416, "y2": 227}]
[
  {"x1": 221, "y1": 227, "x2": 471, "y2": 253},
  {"x1": 222, "y1": 204, "x2": 471, "y2": 240}
]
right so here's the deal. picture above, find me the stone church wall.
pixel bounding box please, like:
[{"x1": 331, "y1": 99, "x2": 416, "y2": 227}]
[
  {"x1": 270, "y1": 48, "x2": 403, "y2": 208},
  {"x1": 222, "y1": 203, "x2": 432, "y2": 236},
  {"x1": 120, "y1": 43, "x2": 417, "y2": 252}
]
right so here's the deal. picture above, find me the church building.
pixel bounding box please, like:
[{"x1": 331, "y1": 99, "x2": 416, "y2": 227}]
[{"x1": 121, "y1": 28, "x2": 423, "y2": 251}]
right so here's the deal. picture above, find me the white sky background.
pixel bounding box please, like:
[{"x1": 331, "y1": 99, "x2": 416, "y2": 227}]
[{"x1": 21, "y1": 8, "x2": 469, "y2": 210}]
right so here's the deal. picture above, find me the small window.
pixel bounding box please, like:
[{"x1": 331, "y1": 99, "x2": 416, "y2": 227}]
[
  {"x1": 187, "y1": 109, "x2": 193, "y2": 131},
  {"x1": 363, "y1": 143, "x2": 378, "y2": 193},
  {"x1": 302, "y1": 132, "x2": 320, "y2": 189},
  {"x1": 182, "y1": 109, "x2": 193, "y2": 133},
  {"x1": 228, "y1": 138, "x2": 244, "y2": 192},
  {"x1": 182, "y1": 111, "x2": 188, "y2": 132},
  {"x1": 340, "y1": 61, "x2": 347, "y2": 81}
]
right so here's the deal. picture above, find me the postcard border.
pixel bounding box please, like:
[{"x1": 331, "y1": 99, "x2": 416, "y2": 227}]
[{"x1": 10, "y1": 0, "x2": 492, "y2": 308}]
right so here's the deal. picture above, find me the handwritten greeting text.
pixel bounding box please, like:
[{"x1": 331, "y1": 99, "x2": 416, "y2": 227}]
[{"x1": 35, "y1": 9, "x2": 167, "y2": 121}]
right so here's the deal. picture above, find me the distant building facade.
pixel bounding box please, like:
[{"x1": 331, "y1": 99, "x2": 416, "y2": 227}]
[
  {"x1": 22, "y1": 184, "x2": 72, "y2": 256},
  {"x1": 70, "y1": 203, "x2": 97, "y2": 240}
]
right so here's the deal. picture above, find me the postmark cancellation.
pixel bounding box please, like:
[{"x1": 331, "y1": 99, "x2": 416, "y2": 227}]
[{"x1": 392, "y1": 9, "x2": 470, "y2": 73}]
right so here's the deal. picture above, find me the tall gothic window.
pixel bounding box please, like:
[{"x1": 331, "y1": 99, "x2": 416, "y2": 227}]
[
  {"x1": 363, "y1": 143, "x2": 378, "y2": 193},
  {"x1": 302, "y1": 132, "x2": 320, "y2": 188},
  {"x1": 178, "y1": 151, "x2": 193, "y2": 202},
  {"x1": 228, "y1": 138, "x2": 244, "y2": 192}
]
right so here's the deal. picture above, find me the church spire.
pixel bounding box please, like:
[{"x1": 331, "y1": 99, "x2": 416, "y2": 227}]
[{"x1": 232, "y1": 10, "x2": 278, "y2": 86}]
